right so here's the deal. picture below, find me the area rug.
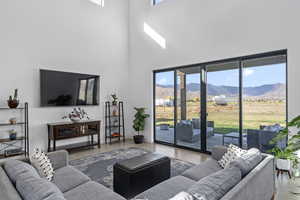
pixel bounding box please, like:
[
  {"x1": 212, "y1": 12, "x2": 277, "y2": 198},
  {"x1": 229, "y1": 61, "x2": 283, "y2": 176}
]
[{"x1": 69, "y1": 147, "x2": 195, "y2": 189}]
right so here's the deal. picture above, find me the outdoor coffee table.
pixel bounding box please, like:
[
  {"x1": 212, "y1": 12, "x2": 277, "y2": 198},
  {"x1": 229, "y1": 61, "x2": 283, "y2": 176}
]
[
  {"x1": 113, "y1": 153, "x2": 171, "y2": 199},
  {"x1": 222, "y1": 132, "x2": 240, "y2": 145}
]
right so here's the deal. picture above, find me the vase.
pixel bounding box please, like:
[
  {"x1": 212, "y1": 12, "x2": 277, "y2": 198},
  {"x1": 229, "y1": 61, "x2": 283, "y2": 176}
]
[
  {"x1": 9, "y1": 131, "x2": 17, "y2": 140},
  {"x1": 276, "y1": 159, "x2": 291, "y2": 171}
]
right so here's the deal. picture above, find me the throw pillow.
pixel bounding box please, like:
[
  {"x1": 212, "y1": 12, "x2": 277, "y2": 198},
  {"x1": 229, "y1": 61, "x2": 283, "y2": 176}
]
[
  {"x1": 4, "y1": 159, "x2": 40, "y2": 185},
  {"x1": 30, "y1": 148, "x2": 54, "y2": 181},
  {"x1": 169, "y1": 191, "x2": 194, "y2": 200},
  {"x1": 16, "y1": 175, "x2": 65, "y2": 200},
  {"x1": 218, "y1": 144, "x2": 246, "y2": 168},
  {"x1": 188, "y1": 167, "x2": 242, "y2": 200},
  {"x1": 227, "y1": 148, "x2": 262, "y2": 177}
]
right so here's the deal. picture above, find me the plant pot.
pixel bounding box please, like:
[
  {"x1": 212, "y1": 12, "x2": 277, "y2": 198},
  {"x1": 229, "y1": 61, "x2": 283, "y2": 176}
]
[
  {"x1": 7, "y1": 100, "x2": 19, "y2": 109},
  {"x1": 133, "y1": 135, "x2": 144, "y2": 144},
  {"x1": 276, "y1": 159, "x2": 291, "y2": 171}
]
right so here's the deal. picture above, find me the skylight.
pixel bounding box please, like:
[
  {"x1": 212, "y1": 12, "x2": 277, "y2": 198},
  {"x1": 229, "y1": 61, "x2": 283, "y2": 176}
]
[
  {"x1": 153, "y1": 0, "x2": 165, "y2": 5},
  {"x1": 89, "y1": 0, "x2": 105, "y2": 7}
]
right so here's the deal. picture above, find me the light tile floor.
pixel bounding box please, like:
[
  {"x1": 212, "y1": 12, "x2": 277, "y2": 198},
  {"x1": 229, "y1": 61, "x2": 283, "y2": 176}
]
[{"x1": 69, "y1": 140, "x2": 300, "y2": 200}]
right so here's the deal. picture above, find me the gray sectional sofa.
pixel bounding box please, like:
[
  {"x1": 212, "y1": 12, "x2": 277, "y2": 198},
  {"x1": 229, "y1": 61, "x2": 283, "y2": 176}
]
[
  {"x1": 0, "y1": 150, "x2": 126, "y2": 200},
  {"x1": 0, "y1": 146, "x2": 275, "y2": 200},
  {"x1": 135, "y1": 146, "x2": 275, "y2": 200}
]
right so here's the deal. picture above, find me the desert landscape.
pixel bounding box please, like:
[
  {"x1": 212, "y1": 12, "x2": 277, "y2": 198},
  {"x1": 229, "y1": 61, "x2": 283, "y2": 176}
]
[{"x1": 155, "y1": 82, "x2": 286, "y2": 134}]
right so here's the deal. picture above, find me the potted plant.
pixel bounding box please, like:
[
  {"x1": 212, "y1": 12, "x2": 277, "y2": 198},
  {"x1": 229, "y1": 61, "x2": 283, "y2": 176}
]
[
  {"x1": 270, "y1": 115, "x2": 300, "y2": 177},
  {"x1": 271, "y1": 147, "x2": 298, "y2": 172},
  {"x1": 7, "y1": 89, "x2": 19, "y2": 108},
  {"x1": 111, "y1": 94, "x2": 118, "y2": 106},
  {"x1": 133, "y1": 107, "x2": 150, "y2": 144}
]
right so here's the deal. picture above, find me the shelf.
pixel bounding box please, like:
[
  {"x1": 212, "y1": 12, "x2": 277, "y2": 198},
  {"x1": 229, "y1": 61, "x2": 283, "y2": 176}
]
[
  {"x1": 0, "y1": 107, "x2": 24, "y2": 110},
  {"x1": 0, "y1": 151, "x2": 25, "y2": 158},
  {"x1": 107, "y1": 125, "x2": 123, "y2": 128},
  {"x1": 0, "y1": 122, "x2": 25, "y2": 127},
  {"x1": 0, "y1": 137, "x2": 25, "y2": 143},
  {"x1": 106, "y1": 135, "x2": 125, "y2": 139},
  {"x1": 49, "y1": 141, "x2": 98, "y2": 152}
]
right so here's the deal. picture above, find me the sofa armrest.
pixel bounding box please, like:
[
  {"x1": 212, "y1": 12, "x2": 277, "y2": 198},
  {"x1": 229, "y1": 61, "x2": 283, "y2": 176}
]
[
  {"x1": 47, "y1": 150, "x2": 69, "y2": 170},
  {"x1": 211, "y1": 146, "x2": 228, "y2": 161}
]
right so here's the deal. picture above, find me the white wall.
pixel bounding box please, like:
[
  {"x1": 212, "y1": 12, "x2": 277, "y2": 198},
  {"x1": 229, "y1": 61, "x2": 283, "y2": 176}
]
[
  {"x1": 0, "y1": 0, "x2": 129, "y2": 152},
  {"x1": 129, "y1": 0, "x2": 300, "y2": 142}
]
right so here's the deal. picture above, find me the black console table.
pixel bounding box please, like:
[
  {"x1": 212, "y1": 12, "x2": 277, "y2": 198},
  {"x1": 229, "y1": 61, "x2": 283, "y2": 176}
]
[{"x1": 47, "y1": 120, "x2": 101, "y2": 152}]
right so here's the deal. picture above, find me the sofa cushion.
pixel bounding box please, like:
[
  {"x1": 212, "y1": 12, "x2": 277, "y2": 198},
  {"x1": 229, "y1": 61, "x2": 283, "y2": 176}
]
[
  {"x1": 182, "y1": 158, "x2": 222, "y2": 181},
  {"x1": 0, "y1": 167, "x2": 22, "y2": 200},
  {"x1": 64, "y1": 181, "x2": 126, "y2": 200},
  {"x1": 218, "y1": 144, "x2": 247, "y2": 168},
  {"x1": 134, "y1": 176, "x2": 196, "y2": 200},
  {"x1": 188, "y1": 167, "x2": 242, "y2": 200},
  {"x1": 4, "y1": 159, "x2": 39, "y2": 185},
  {"x1": 16, "y1": 175, "x2": 65, "y2": 200},
  {"x1": 53, "y1": 166, "x2": 90, "y2": 193},
  {"x1": 169, "y1": 192, "x2": 193, "y2": 200},
  {"x1": 30, "y1": 148, "x2": 55, "y2": 181},
  {"x1": 228, "y1": 148, "x2": 262, "y2": 177}
]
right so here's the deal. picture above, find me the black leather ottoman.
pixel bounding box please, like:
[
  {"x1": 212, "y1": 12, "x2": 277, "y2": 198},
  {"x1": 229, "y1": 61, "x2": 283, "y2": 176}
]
[{"x1": 113, "y1": 153, "x2": 171, "y2": 199}]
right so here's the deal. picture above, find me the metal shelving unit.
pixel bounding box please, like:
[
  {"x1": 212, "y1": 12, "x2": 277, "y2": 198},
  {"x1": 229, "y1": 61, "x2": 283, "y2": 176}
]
[
  {"x1": 0, "y1": 103, "x2": 29, "y2": 158},
  {"x1": 105, "y1": 101, "x2": 125, "y2": 144}
]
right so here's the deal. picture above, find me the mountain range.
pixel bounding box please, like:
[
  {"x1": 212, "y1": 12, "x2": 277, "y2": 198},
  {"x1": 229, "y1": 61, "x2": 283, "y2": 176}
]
[{"x1": 156, "y1": 83, "x2": 285, "y2": 99}]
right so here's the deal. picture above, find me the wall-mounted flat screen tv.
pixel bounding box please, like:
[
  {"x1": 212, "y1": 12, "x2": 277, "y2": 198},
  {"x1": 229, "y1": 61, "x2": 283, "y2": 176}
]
[{"x1": 40, "y1": 69, "x2": 99, "y2": 107}]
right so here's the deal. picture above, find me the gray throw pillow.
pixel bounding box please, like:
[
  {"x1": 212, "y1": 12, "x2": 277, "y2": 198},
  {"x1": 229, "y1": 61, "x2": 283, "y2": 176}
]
[
  {"x1": 16, "y1": 175, "x2": 65, "y2": 200},
  {"x1": 188, "y1": 167, "x2": 241, "y2": 200},
  {"x1": 4, "y1": 160, "x2": 40, "y2": 185},
  {"x1": 227, "y1": 148, "x2": 262, "y2": 177}
]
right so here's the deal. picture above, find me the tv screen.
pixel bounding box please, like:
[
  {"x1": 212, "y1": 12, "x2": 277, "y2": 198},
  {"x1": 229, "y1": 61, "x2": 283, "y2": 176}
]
[{"x1": 40, "y1": 69, "x2": 99, "y2": 107}]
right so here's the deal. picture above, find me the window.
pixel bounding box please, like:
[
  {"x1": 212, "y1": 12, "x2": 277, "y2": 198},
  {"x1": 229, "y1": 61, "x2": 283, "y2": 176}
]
[
  {"x1": 153, "y1": 0, "x2": 165, "y2": 5},
  {"x1": 153, "y1": 50, "x2": 287, "y2": 153},
  {"x1": 89, "y1": 0, "x2": 104, "y2": 7}
]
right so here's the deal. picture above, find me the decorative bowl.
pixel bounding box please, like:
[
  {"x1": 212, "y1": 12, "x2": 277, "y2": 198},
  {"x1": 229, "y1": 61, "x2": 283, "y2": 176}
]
[{"x1": 70, "y1": 117, "x2": 81, "y2": 122}]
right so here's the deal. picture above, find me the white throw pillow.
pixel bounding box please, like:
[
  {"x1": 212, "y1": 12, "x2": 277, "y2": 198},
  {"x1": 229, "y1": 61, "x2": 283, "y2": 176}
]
[
  {"x1": 169, "y1": 192, "x2": 194, "y2": 200},
  {"x1": 218, "y1": 144, "x2": 247, "y2": 168},
  {"x1": 30, "y1": 148, "x2": 55, "y2": 181}
]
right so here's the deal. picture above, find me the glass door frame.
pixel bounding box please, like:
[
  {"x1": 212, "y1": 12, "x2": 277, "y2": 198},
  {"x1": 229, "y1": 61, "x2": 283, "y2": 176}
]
[{"x1": 153, "y1": 49, "x2": 288, "y2": 154}]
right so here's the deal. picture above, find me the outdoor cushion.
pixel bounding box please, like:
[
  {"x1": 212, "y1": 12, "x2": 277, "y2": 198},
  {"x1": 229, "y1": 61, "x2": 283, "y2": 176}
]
[
  {"x1": 16, "y1": 175, "x2": 65, "y2": 200},
  {"x1": 182, "y1": 158, "x2": 222, "y2": 181},
  {"x1": 64, "y1": 181, "x2": 126, "y2": 200},
  {"x1": 134, "y1": 175, "x2": 196, "y2": 200},
  {"x1": 188, "y1": 167, "x2": 242, "y2": 200},
  {"x1": 228, "y1": 148, "x2": 262, "y2": 177},
  {"x1": 4, "y1": 160, "x2": 39, "y2": 185},
  {"x1": 53, "y1": 166, "x2": 90, "y2": 193}
]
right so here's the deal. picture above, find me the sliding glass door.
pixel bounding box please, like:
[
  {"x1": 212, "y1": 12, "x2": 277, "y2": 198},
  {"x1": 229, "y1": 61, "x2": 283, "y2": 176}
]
[
  {"x1": 154, "y1": 71, "x2": 175, "y2": 144},
  {"x1": 176, "y1": 66, "x2": 202, "y2": 150},
  {"x1": 242, "y1": 55, "x2": 287, "y2": 152},
  {"x1": 206, "y1": 62, "x2": 240, "y2": 151},
  {"x1": 154, "y1": 50, "x2": 287, "y2": 153}
]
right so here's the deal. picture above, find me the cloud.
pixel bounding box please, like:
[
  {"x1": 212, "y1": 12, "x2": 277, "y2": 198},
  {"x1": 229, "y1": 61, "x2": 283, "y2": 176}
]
[
  {"x1": 243, "y1": 69, "x2": 254, "y2": 77},
  {"x1": 157, "y1": 78, "x2": 168, "y2": 85}
]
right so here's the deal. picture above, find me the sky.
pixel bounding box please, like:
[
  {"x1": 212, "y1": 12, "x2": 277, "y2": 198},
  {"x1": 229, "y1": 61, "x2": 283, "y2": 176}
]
[{"x1": 156, "y1": 63, "x2": 286, "y2": 87}]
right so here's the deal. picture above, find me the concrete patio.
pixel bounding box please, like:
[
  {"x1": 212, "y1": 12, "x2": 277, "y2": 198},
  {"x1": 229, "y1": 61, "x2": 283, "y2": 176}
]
[{"x1": 155, "y1": 127, "x2": 247, "y2": 151}]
